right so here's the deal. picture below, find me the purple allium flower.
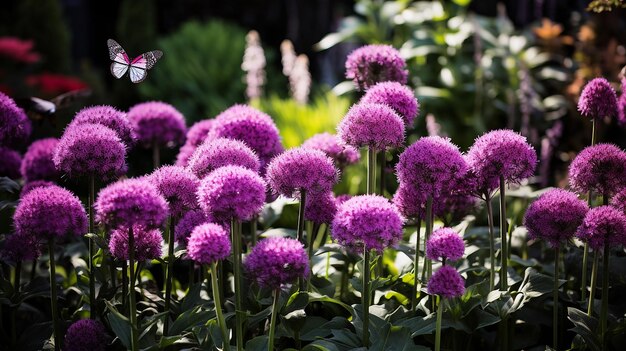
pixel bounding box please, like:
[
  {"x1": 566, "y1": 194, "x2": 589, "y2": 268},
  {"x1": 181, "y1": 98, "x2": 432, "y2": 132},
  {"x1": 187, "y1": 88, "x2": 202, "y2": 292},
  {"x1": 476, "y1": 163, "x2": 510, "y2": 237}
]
[
  {"x1": 69, "y1": 105, "x2": 135, "y2": 146},
  {"x1": 175, "y1": 209, "x2": 215, "y2": 245},
  {"x1": 0, "y1": 92, "x2": 31, "y2": 147},
  {"x1": 523, "y1": 189, "x2": 588, "y2": 247},
  {"x1": 127, "y1": 101, "x2": 187, "y2": 148},
  {"x1": 305, "y1": 192, "x2": 337, "y2": 224},
  {"x1": 207, "y1": 104, "x2": 283, "y2": 167},
  {"x1": 335, "y1": 194, "x2": 352, "y2": 205},
  {"x1": 197, "y1": 165, "x2": 266, "y2": 221},
  {"x1": 360, "y1": 82, "x2": 419, "y2": 125},
  {"x1": 20, "y1": 138, "x2": 59, "y2": 181},
  {"x1": 20, "y1": 180, "x2": 55, "y2": 197},
  {"x1": 187, "y1": 137, "x2": 261, "y2": 178},
  {"x1": 568, "y1": 143, "x2": 626, "y2": 197},
  {"x1": 187, "y1": 223, "x2": 231, "y2": 264},
  {"x1": 392, "y1": 184, "x2": 427, "y2": 219},
  {"x1": 618, "y1": 92, "x2": 626, "y2": 126},
  {"x1": 0, "y1": 146, "x2": 21, "y2": 179},
  {"x1": 149, "y1": 165, "x2": 199, "y2": 217},
  {"x1": 108, "y1": 225, "x2": 163, "y2": 261},
  {"x1": 465, "y1": 129, "x2": 537, "y2": 196},
  {"x1": 337, "y1": 103, "x2": 405, "y2": 151},
  {"x1": 94, "y1": 178, "x2": 168, "y2": 229},
  {"x1": 54, "y1": 123, "x2": 127, "y2": 181},
  {"x1": 345, "y1": 44, "x2": 408, "y2": 91},
  {"x1": 577, "y1": 78, "x2": 618, "y2": 119},
  {"x1": 301, "y1": 133, "x2": 360, "y2": 169},
  {"x1": 1, "y1": 232, "x2": 41, "y2": 263},
  {"x1": 63, "y1": 319, "x2": 107, "y2": 351},
  {"x1": 426, "y1": 228, "x2": 465, "y2": 262},
  {"x1": 13, "y1": 185, "x2": 87, "y2": 241},
  {"x1": 265, "y1": 147, "x2": 338, "y2": 198},
  {"x1": 244, "y1": 236, "x2": 309, "y2": 289},
  {"x1": 576, "y1": 206, "x2": 626, "y2": 250},
  {"x1": 610, "y1": 187, "x2": 626, "y2": 214},
  {"x1": 175, "y1": 120, "x2": 214, "y2": 167},
  {"x1": 427, "y1": 265, "x2": 465, "y2": 299},
  {"x1": 331, "y1": 195, "x2": 404, "y2": 252}
]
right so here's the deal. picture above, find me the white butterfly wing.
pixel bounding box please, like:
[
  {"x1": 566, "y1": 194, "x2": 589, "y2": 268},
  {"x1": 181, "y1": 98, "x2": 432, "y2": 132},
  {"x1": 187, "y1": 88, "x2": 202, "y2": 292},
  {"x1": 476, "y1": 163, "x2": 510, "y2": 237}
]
[
  {"x1": 129, "y1": 66, "x2": 148, "y2": 83},
  {"x1": 128, "y1": 51, "x2": 163, "y2": 83},
  {"x1": 111, "y1": 61, "x2": 129, "y2": 79}
]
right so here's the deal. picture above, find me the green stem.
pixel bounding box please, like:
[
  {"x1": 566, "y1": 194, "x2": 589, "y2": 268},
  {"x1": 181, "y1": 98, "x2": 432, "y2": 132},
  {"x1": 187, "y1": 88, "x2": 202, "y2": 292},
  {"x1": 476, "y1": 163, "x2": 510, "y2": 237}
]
[
  {"x1": 30, "y1": 258, "x2": 37, "y2": 281},
  {"x1": 153, "y1": 141, "x2": 160, "y2": 169},
  {"x1": 89, "y1": 174, "x2": 96, "y2": 319},
  {"x1": 435, "y1": 296, "x2": 443, "y2": 351},
  {"x1": 122, "y1": 260, "x2": 127, "y2": 309},
  {"x1": 424, "y1": 197, "x2": 434, "y2": 282},
  {"x1": 587, "y1": 251, "x2": 599, "y2": 316},
  {"x1": 553, "y1": 246, "x2": 560, "y2": 350},
  {"x1": 499, "y1": 176, "x2": 508, "y2": 291},
  {"x1": 379, "y1": 151, "x2": 386, "y2": 196},
  {"x1": 164, "y1": 217, "x2": 176, "y2": 334},
  {"x1": 362, "y1": 248, "x2": 371, "y2": 348},
  {"x1": 367, "y1": 147, "x2": 376, "y2": 195},
  {"x1": 601, "y1": 244, "x2": 610, "y2": 349},
  {"x1": 14, "y1": 260, "x2": 21, "y2": 294},
  {"x1": 485, "y1": 195, "x2": 496, "y2": 291},
  {"x1": 128, "y1": 227, "x2": 138, "y2": 351},
  {"x1": 251, "y1": 215, "x2": 258, "y2": 248},
  {"x1": 211, "y1": 263, "x2": 229, "y2": 350},
  {"x1": 297, "y1": 189, "x2": 307, "y2": 291},
  {"x1": 268, "y1": 289, "x2": 281, "y2": 351},
  {"x1": 231, "y1": 218, "x2": 244, "y2": 351},
  {"x1": 591, "y1": 118, "x2": 596, "y2": 146},
  {"x1": 48, "y1": 239, "x2": 60, "y2": 351},
  {"x1": 411, "y1": 217, "x2": 422, "y2": 312}
]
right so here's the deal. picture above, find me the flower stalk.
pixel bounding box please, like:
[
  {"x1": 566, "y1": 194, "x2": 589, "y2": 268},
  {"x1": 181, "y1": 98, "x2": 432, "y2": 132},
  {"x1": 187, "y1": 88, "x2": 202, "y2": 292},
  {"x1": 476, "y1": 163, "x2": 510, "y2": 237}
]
[
  {"x1": 128, "y1": 226, "x2": 138, "y2": 351},
  {"x1": 211, "y1": 262, "x2": 229, "y2": 350},
  {"x1": 268, "y1": 289, "x2": 280, "y2": 351},
  {"x1": 231, "y1": 218, "x2": 244, "y2": 351},
  {"x1": 48, "y1": 239, "x2": 60, "y2": 351}
]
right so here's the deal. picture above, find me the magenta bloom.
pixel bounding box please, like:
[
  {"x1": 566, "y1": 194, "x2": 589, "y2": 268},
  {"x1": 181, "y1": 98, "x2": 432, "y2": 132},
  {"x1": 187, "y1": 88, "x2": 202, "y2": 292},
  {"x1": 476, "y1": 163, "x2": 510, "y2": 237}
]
[
  {"x1": 335, "y1": 194, "x2": 352, "y2": 205},
  {"x1": 345, "y1": 44, "x2": 408, "y2": 91},
  {"x1": 175, "y1": 120, "x2": 214, "y2": 166},
  {"x1": 426, "y1": 228, "x2": 465, "y2": 262},
  {"x1": 175, "y1": 210, "x2": 213, "y2": 245},
  {"x1": 14, "y1": 185, "x2": 87, "y2": 241},
  {"x1": 577, "y1": 78, "x2": 618, "y2": 119},
  {"x1": 1, "y1": 232, "x2": 41, "y2": 263},
  {"x1": 465, "y1": 129, "x2": 537, "y2": 196},
  {"x1": 69, "y1": 105, "x2": 135, "y2": 146},
  {"x1": 127, "y1": 101, "x2": 187, "y2": 147},
  {"x1": 568, "y1": 143, "x2": 626, "y2": 197},
  {"x1": 149, "y1": 165, "x2": 199, "y2": 217},
  {"x1": 618, "y1": 80, "x2": 626, "y2": 125},
  {"x1": 338, "y1": 103, "x2": 405, "y2": 151},
  {"x1": 109, "y1": 225, "x2": 163, "y2": 261},
  {"x1": 427, "y1": 265, "x2": 465, "y2": 299},
  {"x1": 95, "y1": 178, "x2": 168, "y2": 229},
  {"x1": 360, "y1": 82, "x2": 419, "y2": 125},
  {"x1": 63, "y1": 319, "x2": 107, "y2": 351},
  {"x1": 187, "y1": 137, "x2": 260, "y2": 178},
  {"x1": 0, "y1": 92, "x2": 31, "y2": 147},
  {"x1": 305, "y1": 192, "x2": 337, "y2": 225},
  {"x1": 332, "y1": 195, "x2": 404, "y2": 252},
  {"x1": 197, "y1": 165, "x2": 266, "y2": 221},
  {"x1": 21, "y1": 180, "x2": 55, "y2": 197},
  {"x1": 0, "y1": 146, "x2": 21, "y2": 179},
  {"x1": 610, "y1": 188, "x2": 626, "y2": 214},
  {"x1": 244, "y1": 236, "x2": 309, "y2": 289},
  {"x1": 576, "y1": 206, "x2": 626, "y2": 250},
  {"x1": 301, "y1": 133, "x2": 360, "y2": 169},
  {"x1": 266, "y1": 147, "x2": 338, "y2": 198},
  {"x1": 187, "y1": 223, "x2": 231, "y2": 264},
  {"x1": 54, "y1": 123, "x2": 127, "y2": 181},
  {"x1": 20, "y1": 138, "x2": 59, "y2": 181}
]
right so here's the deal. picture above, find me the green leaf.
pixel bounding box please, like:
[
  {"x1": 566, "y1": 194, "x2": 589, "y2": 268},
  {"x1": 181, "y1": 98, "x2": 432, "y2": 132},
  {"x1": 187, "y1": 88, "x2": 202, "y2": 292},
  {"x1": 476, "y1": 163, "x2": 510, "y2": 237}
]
[
  {"x1": 105, "y1": 301, "x2": 132, "y2": 349},
  {"x1": 397, "y1": 314, "x2": 437, "y2": 337},
  {"x1": 245, "y1": 335, "x2": 269, "y2": 351},
  {"x1": 169, "y1": 305, "x2": 214, "y2": 336},
  {"x1": 567, "y1": 307, "x2": 601, "y2": 351},
  {"x1": 519, "y1": 267, "x2": 554, "y2": 298}
]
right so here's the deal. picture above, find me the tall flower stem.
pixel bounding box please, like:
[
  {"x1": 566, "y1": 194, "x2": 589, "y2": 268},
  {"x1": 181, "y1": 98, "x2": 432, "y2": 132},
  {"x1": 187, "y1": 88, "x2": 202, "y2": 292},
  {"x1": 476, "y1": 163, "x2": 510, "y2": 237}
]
[
  {"x1": 152, "y1": 141, "x2": 160, "y2": 169},
  {"x1": 128, "y1": 227, "x2": 138, "y2": 351},
  {"x1": 600, "y1": 243, "x2": 610, "y2": 349},
  {"x1": 485, "y1": 195, "x2": 496, "y2": 291},
  {"x1": 14, "y1": 260, "x2": 21, "y2": 294},
  {"x1": 367, "y1": 147, "x2": 377, "y2": 195},
  {"x1": 251, "y1": 215, "x2": 258, "y2": 247},
  {"x1": 425, "y1": 197, "x2": 433, "y2": 281},
  {"x1": 587, "y1": 251, "x2": 599, "y2": 316},
  {"x1": 121, "y1": 260, "x2": 127, "y2": 308},
  {"x1": 231, "y1": 218, "x2": 244, "y2": 351},
  {"x1": 435, "y1": 296, "x2": 443, "y2": 351},
  {"x1": 164, "y1": 217, "x2": 176, "y2": 334},
  {"x1": 553, "y1": 246, "x2": 560, "y2": 349},
  {"x1": 411, "y1": 216, "x2": 422, "y2": 312},
  {"x1": 582, "y1": 119, "x2": 597, "y2": 300},
  {"x1": 48, "y1": 239, "x2": 60, "y2": 351},
  {"x1": 88, "y1": 174, "x2": 96, "y2": 319},
  {"x1": 267, "y1": 289, "x2": 280, "y2": 351},
  {"x1": 379, "y1": 151, "x2": 386, "y2": 196},
  {"x1": 362, "y1": 248, "x2": 371, "y2": 348},
  {"x1": 499, "y1": 176, "x2": 508, "y2": 291},
  {"x1": 296, "y1": 189, "x2": 307, "y2": 291},
  {"x1": 210, "y1": 262, "x2": 229, "y2": 350}
]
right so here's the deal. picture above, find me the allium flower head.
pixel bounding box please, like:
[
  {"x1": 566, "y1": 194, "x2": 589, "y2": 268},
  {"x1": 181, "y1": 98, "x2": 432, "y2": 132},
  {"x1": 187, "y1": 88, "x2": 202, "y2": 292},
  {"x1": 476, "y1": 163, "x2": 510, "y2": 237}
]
[
  {"x1": 244, "y1": 236, "x2": 309, "y2": 289},
  {"x1": 188, "y1": 137, "x2": 260, "y2": 178},
  {"x1": 127, "y1": 101, "x2": 187, "y2": 147},
  {"x1": 63, "y1": 319, "x2": 107, "y2": 351},
  {"x1": 568, "y1": 143, "x2": 626, "y2": 197},
  {"x1": 337, "y1": 103, "x2": 405, "y2": 151},
  {"x1": 0, "y1": 147, "x2": 21, "y2": 179},
  {"x1": 465, "y1": 129, "x2": 537, "y2": 195},
  {"x1": 577, "y1": 78, "x2": 618, "y2": 119},
  {"x1": 301, "y1": 133, "x2": 360, "y2": 168},
  {"x1": 331, "y1": 195, "x2": 404, "y2": 252},
  {"x1": 427, "y1": 265, "x2": 465, "y2": 299},
  {"x1": 54, "y1": 123, "x2": 127, "y2": 181},
  {"x1": 187, "y1": 223, "x2": 231, "y2": 264},
  {"x1": 1, "y1": 232, "x2": 41, "y2": 263},
  {"x1": 149, "y1": 165, "x2": 199, "y2": 217},
  {"x1": 426, "y1": 228, "x2": 465, "y2": 262},
  {"x1": 0, "y1": 91, "x2": 31, "y2": 147},
  {"x1": 335, "y1": 194, "x2": 352, "y2": 205},
  {"x1": 305, "y1": 192, "x2": 337, "y2": 224},
  {"x1": 266, "y1": 147, "x2": 338, "y2": 198},
  {"x1": 95, "y1": 178, "x2": 168, "y2": 229},
  {"x1": 197, "y1": 165, "x2": 266, "y2": 221},
  {"x1": 14, "y1": 185, "x2": 87, "y2": 241},
  {"x1": 345, "y1": 44, "x2": 408, "y2": 91},
  {"x1": 69, "y1": 105, "x2": 135, "y2": 146},
  {"x1": 618, "y1": 92, "x2": 626, "y2": 126},
  {"x1": 523, "y1": 189, "x2": 588, "y2": 247},
  {"x1": 360, "y1": 82, "x2": 419, "y2": 125},
  {"x1": 610, "y1": 187, "x2": 626, "y2": 214},
  {"x1": 109, "y1": 225, "x2": 163, "y2": 261},
  {"x1": 175, "y1": 120, "x2": 214, "y2": 167},
  {"x1": 21, "y1": 180, "x2": 55, "y2": 197},
  {"x1": 175, "y1": 209, "x2": 216, "y2": 245},
  {"x1": 576, "y1": 206, "x2": 626, "y2": 250},
  {"x1": 20, "y1": 138, "x2": 59, "y2": 181}
]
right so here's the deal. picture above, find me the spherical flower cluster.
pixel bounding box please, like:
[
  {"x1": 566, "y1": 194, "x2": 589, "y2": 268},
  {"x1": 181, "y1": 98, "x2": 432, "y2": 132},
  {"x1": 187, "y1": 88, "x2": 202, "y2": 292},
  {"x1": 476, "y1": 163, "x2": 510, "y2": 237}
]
[
  {"x1": 127, "y1": 101, "x2": 187, "y2": 147},
  {"x1": 69, "y1": 105, "x2": 135, "y2": 146},
  {"x1": 301, "y1": 133, "x2": 360, "y2": 169},
  {"x1": 54, "y1": 123, "x2": 127, "y2": 180},
  {"x1": 331, "y1": 195, "x2": 404, "y2": 252},
  {"x1": 426, "y1": 228, "x2": 465, "y2": 262},
  {"x1": 360, "y1": 82, "x2": 419, "y2": 125},
  {"x1": 21, "y1": 180, "x2": 55, "y2": 197},
  {"x1": 175, "y1": 120, "x2": 214, "y2": 166},
  {"x1": 197, "y1": 165, "x2": 266, "y2": 221},
  {"x1": 0, "y1": 92, "x2": 31, "y2": 147},
  {"x1": 266, "y1": 147, "x2": 338, "y2": 198},
  {"x1": 465, "y1": 129, "x2": 537, "y2": 195},
  {"x1": 20, "y1": 138, "x2": 59, "y2": 181},
  {"x1": 1, "y1": 232, "x2": 41, "y2": 263},
  {"x1": 337, "y1": 103, "x2": 405, "y2": 151},
  {"x1": 149, "y1": 166, "x2": 199, "y2": 217},
  {"x1": 109, "y1": 225, "x2": 163, "y2": 261},
  {"x1": 610, "y1": 187, "x2": 626, "y2": 214},
  {"x1": 305, "y1": 192, "x2": 337, "y2": 224},
  {"x1": 576, "y1": 206, "x2": 626, "y2": 250},
  {"x1": 244, "y1": 236, "x2": 309, "y2": 289},
  {"x1": 335, "y1": 194, "x2": 352, "y2": 205},
  {"x1": 14, "y1": 185, "x2": 87, "y2": 241},
  {"x1": 95, "y1": 178, "x2": 168, "y2": 229},
  {"x1": 568, "y1": 143, "x2": 626, "y2": 197},
  {"x1": 618, "y1": 79, "x2": 626, "y2": 126},
  {"x1": 577, "y1": 78, "x2": 618, "y2": 119},
  {"x1": 427, "y1": 266, "x2": 465, "y2": 299},
  {"x1": 345, "y1": 44, "x2": 408, "y2": 91},
  {"x1": 392, "y1": 184, "x2": 428, "y2": 219},
  {"x1": 63, "y1": 319, "x2": 107, "y2": 351},
  {"x1": 175, "y1": 210, "x2": 213, "y2": 245},
  {"x1": 523, "y1": 189, "x2": 588, "y2": 247},
  {"x1": 187, "y1": 137, "x2": 260, "y2": 178},
  {"x1": 187, "y1": 223, "x2": 231, "y2": 264},
  {"x1": 0, "y1": 146, "x2": 21, "y2": 179}
]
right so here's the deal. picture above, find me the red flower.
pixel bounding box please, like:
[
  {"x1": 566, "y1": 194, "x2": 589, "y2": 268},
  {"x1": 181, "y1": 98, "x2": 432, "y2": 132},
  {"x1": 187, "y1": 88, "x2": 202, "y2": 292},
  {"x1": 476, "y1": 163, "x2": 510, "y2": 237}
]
[
  {"x1": 26, "y1": 73, "x2": 88, "y2": 95},
  {"x1": 0, "y1": 37, "x2": 40, "y2": 64}
]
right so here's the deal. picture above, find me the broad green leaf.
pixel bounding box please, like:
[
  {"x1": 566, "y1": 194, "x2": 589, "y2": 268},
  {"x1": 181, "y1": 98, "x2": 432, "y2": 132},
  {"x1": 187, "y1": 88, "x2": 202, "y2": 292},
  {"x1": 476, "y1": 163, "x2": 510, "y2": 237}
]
[{"x1": 105, "y1": 301, "x2": 132, "y2": 349}]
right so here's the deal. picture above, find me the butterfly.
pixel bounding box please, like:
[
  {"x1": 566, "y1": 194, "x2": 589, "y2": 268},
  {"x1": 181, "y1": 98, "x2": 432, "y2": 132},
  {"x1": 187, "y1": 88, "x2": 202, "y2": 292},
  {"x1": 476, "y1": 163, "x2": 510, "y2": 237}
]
[
  {"x1": 107, "y1": 39, "x2": 162, "y2": 83},
  {"x1": 15, "y1": 89, "x2": 92, "y2": 126}
]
